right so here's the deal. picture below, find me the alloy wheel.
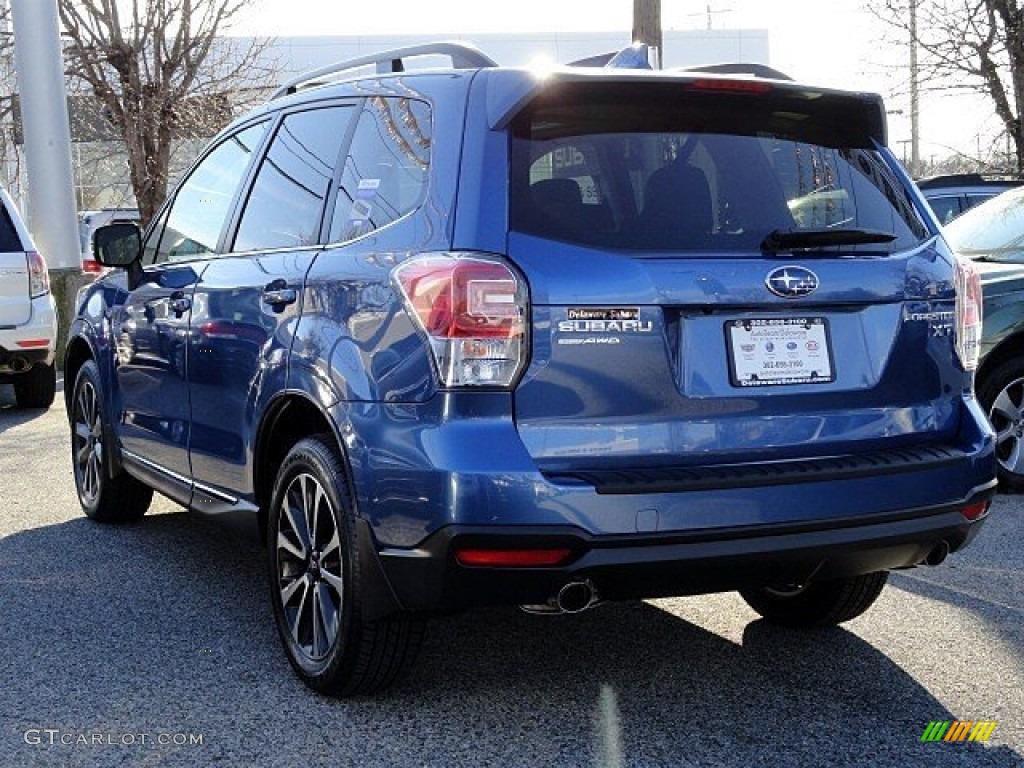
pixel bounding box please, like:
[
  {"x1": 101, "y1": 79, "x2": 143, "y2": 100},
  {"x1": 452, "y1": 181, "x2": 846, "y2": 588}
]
[
  {"x1": 73, "y1": 380, "x2": 103, "y2": 505},
  {"x1": 988, "y1": 375, "x2": 1024, "y2": 478},
  {"x1": 275, "y1": 473, "x2": 344, "y2": 662}
]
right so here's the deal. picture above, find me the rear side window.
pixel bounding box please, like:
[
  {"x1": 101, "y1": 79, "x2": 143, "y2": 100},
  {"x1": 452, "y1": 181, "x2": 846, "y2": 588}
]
[
  {"x1": 0, "y1": 203, "x2": 22, "y2": 252},
  {"x1": 329, "y1": 97, "x2": 431, "y2": 243},
  {"x1": 510, "y1": 83, "x2": 928, "y2": 254},
  {"x1": 234, "y1": 105, "x2": 354, "y2": 252}
]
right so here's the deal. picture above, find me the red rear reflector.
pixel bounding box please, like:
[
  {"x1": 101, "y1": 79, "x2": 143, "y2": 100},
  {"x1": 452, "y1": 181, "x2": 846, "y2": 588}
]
[
  {"x1": 961, "y1": 501, "x2": 989, "y2": 521},
  {"x1": 81, "y1": 258, "x2": 104, "y2": 274},
  {"x1": 689, "y1": 78, "x2": 773, "y2": 94},
  {"x1": 15, "y1": 339, "x2": 49, "y2": 348},
  {"x1": 455, "y1": 548, "x2": 571, "y2": 567}
]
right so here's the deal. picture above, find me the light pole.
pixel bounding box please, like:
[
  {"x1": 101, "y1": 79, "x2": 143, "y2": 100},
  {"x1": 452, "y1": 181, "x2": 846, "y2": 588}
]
[{"x1": 11, "y1": 0, "x2": 85, "y2": 365}]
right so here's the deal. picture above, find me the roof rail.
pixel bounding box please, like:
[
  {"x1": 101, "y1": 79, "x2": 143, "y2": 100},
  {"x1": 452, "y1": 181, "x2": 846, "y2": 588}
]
[
  {"x1": 679, "y1": 62, "x2": 793, "y2": 81},
  {"x1": 271, "y1": 41, "x2": 498, "y2": 100}
]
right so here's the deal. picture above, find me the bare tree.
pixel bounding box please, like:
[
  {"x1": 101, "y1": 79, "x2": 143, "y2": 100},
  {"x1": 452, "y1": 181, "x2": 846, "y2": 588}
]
[
  {"x1": 871, "y1": 0, "x2": 1024, "y2": 175},
  {"x1": 0, "y1": 1, "x2": 24, "y2": 203},
  {"x1": 59, "y1": 0, "x2": 275, "y2": 224}
]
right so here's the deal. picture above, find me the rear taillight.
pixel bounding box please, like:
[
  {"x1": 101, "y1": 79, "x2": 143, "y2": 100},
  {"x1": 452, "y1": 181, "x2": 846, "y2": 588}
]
[
  {"x1": 27, "y1": 251, "x2": 50, "y2": 298},
  {"x1": 81, "y1": 257, "x2": 104, "y2": 274},
  {"x1": 954, "y1": 256, "x2": 982, "y2": 371},
  {"x1": 393, "y1": 253, "x2": 528, "y2": 387}
]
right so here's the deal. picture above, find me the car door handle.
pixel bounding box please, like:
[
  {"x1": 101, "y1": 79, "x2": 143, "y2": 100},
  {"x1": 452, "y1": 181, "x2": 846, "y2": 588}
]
[
  {"x1": 262, "y1": 281, "x2": 297, "y2": 308},
  {"x1": 168, "y1": 295, "x2": 191, "y2": 315}
]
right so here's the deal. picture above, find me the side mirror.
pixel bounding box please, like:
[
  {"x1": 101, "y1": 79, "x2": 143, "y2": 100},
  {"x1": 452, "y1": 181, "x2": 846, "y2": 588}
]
[{"x1": 93, "y1": 222, "x2": 142, "y2": 268}]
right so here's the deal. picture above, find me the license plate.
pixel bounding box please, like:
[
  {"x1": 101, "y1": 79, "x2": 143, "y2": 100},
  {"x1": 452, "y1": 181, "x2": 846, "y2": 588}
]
[{"x1": 726, "y1": 317, "x2": 834, "y2": 387}]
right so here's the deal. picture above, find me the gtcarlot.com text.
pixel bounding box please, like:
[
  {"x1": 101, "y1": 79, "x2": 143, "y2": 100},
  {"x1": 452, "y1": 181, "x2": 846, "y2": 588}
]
[{"x1": 24, "y1": 729, "x2": 203, "y2": 747}]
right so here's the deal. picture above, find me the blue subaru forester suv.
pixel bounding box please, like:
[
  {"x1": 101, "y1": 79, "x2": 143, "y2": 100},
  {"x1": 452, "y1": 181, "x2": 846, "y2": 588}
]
[{"x1": 66, "y1": 43, "x2": 997, "y2": 695}]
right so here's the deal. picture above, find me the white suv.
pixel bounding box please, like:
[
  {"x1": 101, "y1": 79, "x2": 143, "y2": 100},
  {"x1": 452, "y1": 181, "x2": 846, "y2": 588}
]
[{"x1": 0, "y1": 186, "x2": 57, "y2": 408}]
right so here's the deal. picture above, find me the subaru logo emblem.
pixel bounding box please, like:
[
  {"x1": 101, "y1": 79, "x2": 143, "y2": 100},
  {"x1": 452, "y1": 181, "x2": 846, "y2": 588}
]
[{"x1": 766, "y1": 266, "x2": 819, "y2": 299}]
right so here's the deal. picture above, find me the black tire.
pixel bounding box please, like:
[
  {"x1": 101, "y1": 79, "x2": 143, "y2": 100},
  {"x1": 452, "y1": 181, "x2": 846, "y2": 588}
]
[
  {"x1": 70, "y1": 360, "x2": 153, "y2": 522},
  {"x1": 13, "y1": 362, "x2": 56, "y2": 409},
  {"x1": 739, "y1": 571, "x2": 889, "y2": 628},
  {"x1": 977, "y1": 358, "x2": 1024, "y2": 491},
  {"x1": 268, "y1": 435, "x2": 424, "y2": 696}
]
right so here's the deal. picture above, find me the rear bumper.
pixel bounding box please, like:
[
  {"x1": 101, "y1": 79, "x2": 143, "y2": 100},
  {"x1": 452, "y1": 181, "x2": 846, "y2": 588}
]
[
  {"x1": 0, "y1": 293, "x2": 57, "y2": 373},
  {"x1": 375, "y1": 491, "x2": 993, "y2": 613},
  {"x1": 336, "y1": 394, "x2": 997, "y2": 616}
]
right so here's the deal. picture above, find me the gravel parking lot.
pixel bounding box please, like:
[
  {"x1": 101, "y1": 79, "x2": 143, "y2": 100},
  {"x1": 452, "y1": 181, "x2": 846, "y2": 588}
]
[{"x1": 1, "y1": 382, "x2": 1022, "y2": 768}]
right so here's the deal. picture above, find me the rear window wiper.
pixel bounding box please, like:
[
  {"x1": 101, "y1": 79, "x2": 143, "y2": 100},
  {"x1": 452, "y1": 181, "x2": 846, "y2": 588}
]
[{"x1": 761, "y1": 228, "x2": 898, "y2": 253}]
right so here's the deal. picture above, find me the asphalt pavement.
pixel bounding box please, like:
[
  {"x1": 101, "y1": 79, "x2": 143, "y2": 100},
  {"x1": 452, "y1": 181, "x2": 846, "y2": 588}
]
[{"x1": 0, "y1": 383, "x2": 1021, "y2": 768}]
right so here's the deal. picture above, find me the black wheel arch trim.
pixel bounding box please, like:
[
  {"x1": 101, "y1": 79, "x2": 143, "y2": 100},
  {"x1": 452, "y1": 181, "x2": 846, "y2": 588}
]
[
  {"x1": 254, "y1": 389, "x2": 362, "y2": 532},
  {"x1": 978, "y1": 329, "x2": 1024, "y2": 391},
  {"x1": 64, "y1": 330, "x2": 128, "y2": 481}
]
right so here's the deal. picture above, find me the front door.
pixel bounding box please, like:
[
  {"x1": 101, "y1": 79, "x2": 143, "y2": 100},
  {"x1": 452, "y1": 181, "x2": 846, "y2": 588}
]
[
  {"x1": 114, "y1": 262, "x2": 203, "y2": 480},
  {"x1": 114, "y1": 120, "x2": 271, "y2": 497}
]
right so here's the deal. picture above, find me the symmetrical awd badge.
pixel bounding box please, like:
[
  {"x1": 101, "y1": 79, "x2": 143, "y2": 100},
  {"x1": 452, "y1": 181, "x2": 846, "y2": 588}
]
[{"x1": 766, "y1": 266, "x2": 819, "y2": 299}]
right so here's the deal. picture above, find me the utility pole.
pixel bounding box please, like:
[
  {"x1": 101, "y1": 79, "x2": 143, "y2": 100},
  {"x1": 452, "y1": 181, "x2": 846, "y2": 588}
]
[
  {"x1": 909, "y1": 0, "x2": 921, "y2": 176},
  {"x1": 11, "y1": 0, "x2": 84, "y2": 366},
  {"x1": 633, "y1": 0, "x2": 662, "y2": 69},
  {"x1": 10, "y1": 0, "x2": 78, "y2": 268},
  {"x1": 687, "y1": 2, "x2": 732, "y2": 31}
]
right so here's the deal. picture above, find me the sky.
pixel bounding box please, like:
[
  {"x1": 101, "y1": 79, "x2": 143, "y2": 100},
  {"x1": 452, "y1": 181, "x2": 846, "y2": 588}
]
[{"x1": 232, "y1": 0, "x2": 994, "y2": 167}]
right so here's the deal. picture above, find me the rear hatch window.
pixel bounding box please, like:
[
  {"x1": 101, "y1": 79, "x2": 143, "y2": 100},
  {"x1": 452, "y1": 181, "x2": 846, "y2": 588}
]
[
  {"x1": 509, "y1": 81, "x2": 928, "y2": 254},
  {"x1": 502, "y1": 81, "x2": 960, "y2": 532},
  {"x1": 0, "y1": 200, "x2": 30, "y2": 327}
]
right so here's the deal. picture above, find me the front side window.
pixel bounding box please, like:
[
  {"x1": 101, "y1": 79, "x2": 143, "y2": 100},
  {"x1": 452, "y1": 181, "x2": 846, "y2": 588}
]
[
  {"x1": 330, "y1": 97, "x2": 431, "y2": 243},
  {"x1": 510, "y1": 84, "x2": 928, "y2": 254},
  {"x1": 147, "y1": 121, "x2": 268, "y2": 265},
  {"x1": 234, "y1": 106, "x2": 353, "y2": 252}
]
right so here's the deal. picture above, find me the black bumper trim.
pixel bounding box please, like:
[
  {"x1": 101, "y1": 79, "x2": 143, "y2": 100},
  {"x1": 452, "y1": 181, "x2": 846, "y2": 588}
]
[
  {"x1": 543, "y1": 444, "x2": 968, "y2": 494},
  {"x1": 374, "y1": 490, "x2": 993, "y2": 614}
]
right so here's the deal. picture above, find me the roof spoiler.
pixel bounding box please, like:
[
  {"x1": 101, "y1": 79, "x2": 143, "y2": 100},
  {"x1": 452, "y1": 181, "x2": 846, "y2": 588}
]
[{"x1": 679, "y1": 62, "x2": 793, "y2": 81}]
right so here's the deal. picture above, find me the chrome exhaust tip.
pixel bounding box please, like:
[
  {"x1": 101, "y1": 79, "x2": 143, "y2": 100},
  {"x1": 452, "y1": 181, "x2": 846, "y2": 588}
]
[
  {"x1": 520, "y1": 580, "x2": 599, "y2": 615},
  {"x1": 557, "y1": 580, "x2": 596, "y2": 613}
]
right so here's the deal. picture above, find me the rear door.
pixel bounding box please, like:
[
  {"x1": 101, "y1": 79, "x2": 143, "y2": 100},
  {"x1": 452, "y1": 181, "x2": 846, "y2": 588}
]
[
  {"x1": 186, "y1": 103, "x2": 356, "y2": 507},
  {"x1": 0, "y1": 199, "x2": 29, "y2": 327},
  {"x1": 503, "y1": 81, "x2": 957, "y2": 491}
]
